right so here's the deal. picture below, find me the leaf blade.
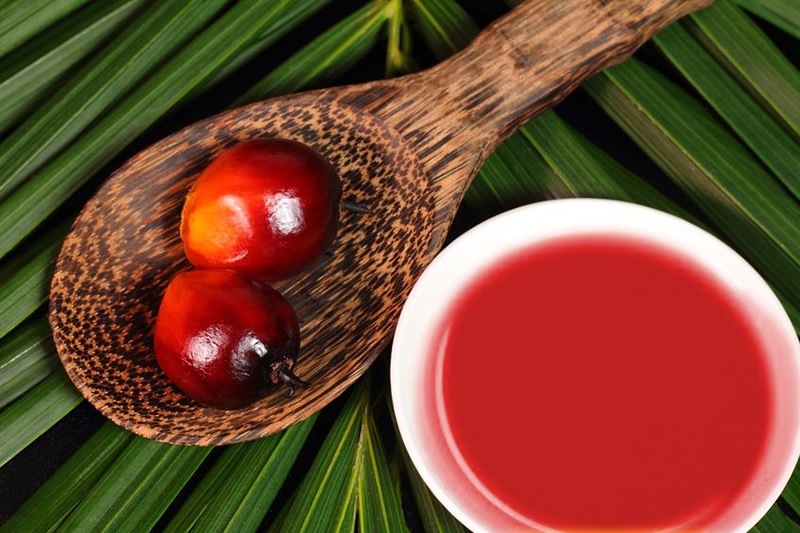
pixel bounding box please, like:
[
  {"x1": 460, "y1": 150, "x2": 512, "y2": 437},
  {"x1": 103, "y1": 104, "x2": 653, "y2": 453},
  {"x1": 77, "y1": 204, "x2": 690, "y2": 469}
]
[
  {"x1": 356, "y1": 396, "x2": 408, "y2": 533},
  {"x1": 689, "y1": 0, "x2": 800, "y2": 139},
  {"x1": 237, "y1": 1, "x2": 388, "y2": 104},
  {"x1": 0, "y1": 371, "x2": 82, "y2": 469},
  {"x1": 0, "y1": 222, "x2": 67, "y2": 340},
  {"x1": 0, "y1": 422, "x2": 134, "y2": 532},
  {"x1": 59, "y1": 437, "x2": 212, "y2": 531},
  {"x1": 0, "y1": 314, "x2": 59, "y2": 409},
  {"x1": 165, "y1": 415, "x2": 317, "y2": 533},
  {"x1": 654, "y1": 18, "x2": 800, "y2": 198},
  {"x1": 0, "y1": 0, "x2": 145, "y2": 134},
  {"x1": 0, "y1": 0, "x2": 90, "y2": 58},
  {"x1": 732, "y1": 0, "x2": 800, "y2": 39},
  {"x1": 270, "y1": 381, "x2": 367, "y2": 532}
]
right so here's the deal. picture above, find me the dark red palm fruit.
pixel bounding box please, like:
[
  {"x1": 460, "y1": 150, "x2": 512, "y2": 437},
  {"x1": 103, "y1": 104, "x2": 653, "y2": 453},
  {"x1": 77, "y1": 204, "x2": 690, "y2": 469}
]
[
  {"x1": 180, "y1": 139, "x2": 342, "y2": 281},
  {"x1": 154, "y1": 269, "x2": 306, "y2": 410}
]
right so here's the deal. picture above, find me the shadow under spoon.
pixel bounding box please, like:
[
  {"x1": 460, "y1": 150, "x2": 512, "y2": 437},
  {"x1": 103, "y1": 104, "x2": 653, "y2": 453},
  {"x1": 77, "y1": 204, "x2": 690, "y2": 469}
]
[{"x1": 49, "y1": 0, "x2": 712, "y2": 445}]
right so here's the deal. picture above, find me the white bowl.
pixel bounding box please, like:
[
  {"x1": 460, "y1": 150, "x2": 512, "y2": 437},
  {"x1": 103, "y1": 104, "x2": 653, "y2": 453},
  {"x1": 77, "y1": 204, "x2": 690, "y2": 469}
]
[{"x1": 391, "y1": 198, "x2": 800, "y2": 532}]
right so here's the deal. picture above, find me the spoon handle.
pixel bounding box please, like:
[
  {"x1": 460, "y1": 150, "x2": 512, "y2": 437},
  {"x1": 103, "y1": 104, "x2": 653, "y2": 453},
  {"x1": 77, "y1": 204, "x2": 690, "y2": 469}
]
[
  {"x1": 384, "y1": 0, "x2": 712, "y2": 191},
  {"x1": 441, "y1": 0, "x2": 710, "y2": 136}
]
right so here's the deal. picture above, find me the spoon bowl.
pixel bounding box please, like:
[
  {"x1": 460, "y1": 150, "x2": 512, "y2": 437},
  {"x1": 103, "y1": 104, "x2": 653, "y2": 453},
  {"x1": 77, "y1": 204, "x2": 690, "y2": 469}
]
[
  {"x1": 49, "y1": 0, "x2": 711, "y2": 445},
  {"x1": 50, "y1": 93, "x2": 433, "y2": 444}
]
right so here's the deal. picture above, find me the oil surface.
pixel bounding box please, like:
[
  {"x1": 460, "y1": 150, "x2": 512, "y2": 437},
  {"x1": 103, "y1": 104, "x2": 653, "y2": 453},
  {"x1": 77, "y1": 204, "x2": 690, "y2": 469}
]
[{"x1": 436, "y1": 234, "x2": 771, "y2": 530}]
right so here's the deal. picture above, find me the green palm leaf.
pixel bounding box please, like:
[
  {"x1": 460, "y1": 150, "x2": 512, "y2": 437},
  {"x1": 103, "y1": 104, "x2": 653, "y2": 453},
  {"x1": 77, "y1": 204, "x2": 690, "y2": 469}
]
[
  {"x1": 270, "y1": 375, "x2": 407, "y2": 532},
  {"x1": 0, "y1": 0, "x2": 333, "y2": 259},
  {"x1": 1, "y1": 0, "x2": 799, "y2": 530},
  {"x1": 165, "y1": 415, "x2": 317, "y2": 532},
  {"x1": 0, "y1": 315, "x2": 58, "y2": 409},
  {"x1": 56, "y1": 438, "x2": 211, "y2": 531},
  {"x1": 269, "y1": 381, "x2": 365, "y2": 532},
  {"x1": 0, "y1": 0, "x2": 144, "y2": 134},
  {"x1": 238, "y1": 1, "x2": 390, "y2": 103},
  {"x1": 732, "y1": 0, "x2": 800, "y2": 38},
  {"x1": 356, "y1": 391, "x2": 408, "y2": 533},
  {"x1": 654, "y1": 17, "x2": 800, "y2": 197},
  {"x1": 0, "y1": 422, "x2": 133, "y2": 532},
  {"x1": 689, "y1": 1, "x2": 800, "y2": 140},
  {"x1": 0, "y1": 0, "x2": 90, "y2": 58},
  {"x1": 0, "y1": 222, "x2": 66, "y2": 339},
  {"x1": 0, "y1": 371, "x2": 81, "y2": 469}
]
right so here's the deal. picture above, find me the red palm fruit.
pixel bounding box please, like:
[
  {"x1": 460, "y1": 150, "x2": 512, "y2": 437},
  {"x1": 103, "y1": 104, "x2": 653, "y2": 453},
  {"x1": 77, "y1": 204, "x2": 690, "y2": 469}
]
[
  {"x1": 180, "y1": 139, "x2": 342, "y2": 281},
  {"x1": 154, "y1": 269, "x2": 306, "y2": 409}
]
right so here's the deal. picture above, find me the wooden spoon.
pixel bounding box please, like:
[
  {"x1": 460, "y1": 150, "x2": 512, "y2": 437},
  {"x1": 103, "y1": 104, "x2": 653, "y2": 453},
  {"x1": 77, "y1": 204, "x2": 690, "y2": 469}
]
[{"x1": 49, "y1": 0, "x2": 712, "y2": 445}]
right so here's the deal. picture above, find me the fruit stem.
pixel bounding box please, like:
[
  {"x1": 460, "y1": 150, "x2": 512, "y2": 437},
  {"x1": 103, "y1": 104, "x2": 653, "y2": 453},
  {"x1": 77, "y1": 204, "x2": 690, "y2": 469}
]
[
  {"x1": 341, "y1": 199, "x2": 371, "y2": 215},
  {"x1": 278, "y1": 368, "x2": 309, "y2": 398},
  {"x1": 270, "y1": 357, "x2": 309, "y2": 397}
]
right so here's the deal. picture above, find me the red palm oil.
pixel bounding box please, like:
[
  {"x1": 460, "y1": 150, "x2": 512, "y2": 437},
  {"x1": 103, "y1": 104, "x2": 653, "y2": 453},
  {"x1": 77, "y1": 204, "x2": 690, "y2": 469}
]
[{"x1": 434, "y1": 234, "x2": 771, "y2": 531}]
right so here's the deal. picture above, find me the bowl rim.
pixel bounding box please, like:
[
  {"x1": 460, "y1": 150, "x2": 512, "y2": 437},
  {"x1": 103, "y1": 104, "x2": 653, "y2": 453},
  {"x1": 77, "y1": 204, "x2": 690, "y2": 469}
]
[{"x1": 390, "y1": 198, "x2": 800, "y2": 532}]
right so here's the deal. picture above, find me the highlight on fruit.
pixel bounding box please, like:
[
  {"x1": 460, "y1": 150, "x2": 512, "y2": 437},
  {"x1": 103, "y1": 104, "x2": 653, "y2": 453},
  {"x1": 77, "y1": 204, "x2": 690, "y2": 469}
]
[
  {"x1": 154, "y1": 269, "x2": 306, "y2": 409},
  {"x1": 154, "y1": 138, "x2": 350, "y2": 408},
  {"x1": 180, "y1": 138, "x2": 342, "y2": 281}
]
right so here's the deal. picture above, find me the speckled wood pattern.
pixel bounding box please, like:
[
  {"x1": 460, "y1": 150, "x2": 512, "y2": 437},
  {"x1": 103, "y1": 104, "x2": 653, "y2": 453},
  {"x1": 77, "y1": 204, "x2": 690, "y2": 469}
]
[{"x1": 50, "y1": 91, "x2": 433, "y2": 445}]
